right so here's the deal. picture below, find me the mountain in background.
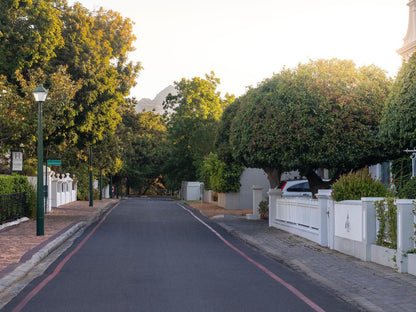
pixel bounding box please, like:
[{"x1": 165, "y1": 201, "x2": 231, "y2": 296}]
[{"x1": 135, "y1": 85, "x2": 177, "y2": 114}]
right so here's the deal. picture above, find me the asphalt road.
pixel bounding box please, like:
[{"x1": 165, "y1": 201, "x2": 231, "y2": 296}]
[{"x1": 3, "y1": 198, "x2": 359, "y2": 312}]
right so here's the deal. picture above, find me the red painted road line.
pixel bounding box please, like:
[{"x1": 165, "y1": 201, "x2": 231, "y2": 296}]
[
  {"x1": 178, "y1": 204, "x2": 326, "y2": 312},
  {"x1": 12, "y1": 203, "x2": 120, "y2": 312}
]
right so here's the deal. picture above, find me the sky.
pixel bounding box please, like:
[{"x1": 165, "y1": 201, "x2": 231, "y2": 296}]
[{"x1": 68, "y1": 0, "x2": 410, "y2": 101}]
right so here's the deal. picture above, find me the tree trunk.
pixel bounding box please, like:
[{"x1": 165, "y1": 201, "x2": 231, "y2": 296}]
[{"x1": 264, "y1": 167, "x2": 283, "y2": 189}]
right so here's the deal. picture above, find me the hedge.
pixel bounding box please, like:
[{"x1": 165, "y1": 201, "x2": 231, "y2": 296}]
[{"x1": 0, "y1": 174, "x2": 36, "y2": 218}]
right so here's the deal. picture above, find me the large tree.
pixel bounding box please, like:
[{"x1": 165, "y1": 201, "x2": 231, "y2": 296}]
[
  {"x1": 230, "y1": 59, "x2": 391, "y2": 194},
  {"x1": 52, "y1": 3, "x2": 141, "y2": 147},
  {"x1": 280, "y1": 60, "x2": 391, "y2": 194},
  {"x1": 230, "y1": 84, "x2": 288, "y2": 188},
  {"x1": 379, "y1": 54, "x2": 416, "y2": 194},
  {"x1": 0, "y1": 1, "x2": 142, "y2": 180},
  {"x1": 163, "y1": 72, "x2": 234, "y2": 189},
  {"x1": 0, "y1": 66, "x2": 81, "y2": 156},
  {"x1": 117, "y1": 108, "x2": 169, "y2": 194}
]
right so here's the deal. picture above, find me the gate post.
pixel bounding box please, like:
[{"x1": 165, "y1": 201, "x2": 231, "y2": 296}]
[
  {"x1": 267, "y1": 189, "x2": 281, "y2": 227},
  {"x1": 396, "y1": 199, "x2": 414, "y2": 273},
  {"x1": 247, "y1": 186, "x2": 263, "y2": 220},
  {"x1": 316, "y1": 189, "x2": 333, "y2": 248}
]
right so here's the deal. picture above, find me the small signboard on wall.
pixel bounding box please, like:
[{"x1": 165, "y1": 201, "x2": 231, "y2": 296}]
[{"x1": 11, "y1": 151, "x2": 23, "y2": 172}]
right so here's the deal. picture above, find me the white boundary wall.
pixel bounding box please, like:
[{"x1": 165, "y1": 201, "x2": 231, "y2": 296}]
[{"x1": 268, "y1": 190, "x2": 416, "y2": 275}]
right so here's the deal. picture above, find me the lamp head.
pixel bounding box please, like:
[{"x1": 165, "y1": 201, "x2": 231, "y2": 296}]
[{"x1": 33, "y1": 84, "x2": 48, "y2": 102}]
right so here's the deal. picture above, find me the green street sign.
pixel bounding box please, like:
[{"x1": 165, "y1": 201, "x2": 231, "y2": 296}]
[{"x1": 47, "y1": 159, "x2": 61, "y2": 166}]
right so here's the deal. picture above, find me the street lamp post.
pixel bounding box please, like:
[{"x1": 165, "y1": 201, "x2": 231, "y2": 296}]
[
  {"x1": 89, "y1": 145, "x2": 93, "y2": 207},
  {"x1": 33, "y1": 84, "x2": 48, "y2": 236}
]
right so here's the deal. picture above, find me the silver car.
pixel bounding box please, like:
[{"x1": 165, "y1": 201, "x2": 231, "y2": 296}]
[{"x1": 279, "y1": 180, "x2": 312, "y2": 197}]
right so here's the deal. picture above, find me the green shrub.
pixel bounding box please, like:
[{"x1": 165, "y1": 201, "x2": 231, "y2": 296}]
[
  {"x1": 0, "y1": 175, "x2": 15, "y2": 194},
  {"x1": 26, "y1": 183, "x2": 36, "y2": 219},
  {"x1": 0, "y1": 174, "x2": 35, "y2": 219},
  {"x1": 258, "y1": 199, "x2": 269, "y2": 219},
  {"x1": 77, "y1": 187, "x2": 99, "y2": 201},
  {"x1": 0, "y1": 174, "x2": 30, "y2": 194},
  {"x1": 199, "y1": 153, "x2": 244, "y2": 193},
  {"x1": 332, "y1": 168, "x2": 388, "y2": 201}
]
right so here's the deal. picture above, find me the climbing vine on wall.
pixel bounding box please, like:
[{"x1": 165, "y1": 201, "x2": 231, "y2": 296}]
[{"x1": 375, "y1": 198, "x2": 397, "y2": 249}]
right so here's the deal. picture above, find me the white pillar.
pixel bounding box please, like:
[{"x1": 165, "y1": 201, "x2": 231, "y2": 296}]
[
  {"x1": 73, "y1": 182, "x2": 77, "y2": 202},
  {"x1": 204, "y1": 190, "x2": 214, "y2": 203},
  {"x1": 51, "y1": 173, "x2": 58, "y2": 208},
  {"x1": 43, "y1": 166, "x2": 53, "y2": 213},
  {"x1": 104, "y1": 184, "x2": 109, "y2": 199},
  {"x1": 66, "y1": 173, "x2": 74, "y2": 203},
  {"x1": 396, "y1": 199, "x2": 415, "y2": 273},
  {"x1": 267, "y1": 189, "x2": 281, "y2": 227},
  {"x1": 362, "y1": 198, "x2": 382, "y2": 261},
  {"x1": 316, "y1": 189, "x2": 332, "y2": 248},
  {"x1": 57, "y1": 180, "x2": 63, "y2": 207},
  {"x1": 247, "y1": 186, "x2": 263, "y2": 220}
]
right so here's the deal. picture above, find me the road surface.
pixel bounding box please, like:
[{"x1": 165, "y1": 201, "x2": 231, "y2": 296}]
[{"x1": 4, "y1": 198, "x2": 359, "y2": 312}]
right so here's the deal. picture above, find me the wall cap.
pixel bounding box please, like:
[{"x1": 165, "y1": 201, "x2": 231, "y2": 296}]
[{"x1": 268, "y1": 189, "x2": 282, "y2": 196}]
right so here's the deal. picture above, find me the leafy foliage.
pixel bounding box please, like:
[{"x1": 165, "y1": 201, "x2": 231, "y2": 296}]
[
  {"x1": 163, "y1": 72, "x2": 233, "y2": 189},
  {"x1": 229, "y1": 82, "x2": 286, "y2": 188},
  {"x1": 0, "y1": 0, "x2": 64, "y2": 81},
  {"x1": 375, "y1": 198, "x2": 397, "y2": 249},
  {"x1": 380, "y1": 53, "x2": 416, "y2": 158},
  {"x1": 118, "y1": 109, "x2": 169, "y2": 194},
  {"x1": 0, "y1": 1, "x2": 142, "y2": 188},
  {"x1": 230, "y1": 59, "x2": 391, "y2": 194},
  {"x1": 215, "y1": 100, "x2": 240, "y2": 163},
  {"x1": 199, "y1": 153, "x2": 244, "y2": 193},
  {"x1": 0, "y1": 66, "x2": 81, "y2": 158},
  {"x1": 52, "y1": 3, "x2": 142, "y2": 146},
  {"x1": 332, "y1": 168, "x2": 388, "y2": 201},
  {"x1": 258, "y1": 199, "x2": 269, "y2": 220},
  {"x1": 0, "y1": 174, "x2": 36, "y2": 218},
  {"x1": 397, "y1": 176, "x2": 416, "y2": 199}
]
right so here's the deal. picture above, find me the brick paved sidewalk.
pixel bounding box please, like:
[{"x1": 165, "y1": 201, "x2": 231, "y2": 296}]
[
  {"x1": 186, "y1": 202, "x2": 416, "y2": 311},
  {"x1": 0, "y1": 199, "x2": 117, "y2": 276},
  {"x1": 210, "y1": 213, "x2": 416, "y2": 312}
]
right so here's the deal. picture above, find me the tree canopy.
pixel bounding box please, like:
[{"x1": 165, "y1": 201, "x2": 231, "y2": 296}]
[
  {"x1": 0, "y1": 0, "x2": 64, "y2": 81},
  {"x1": 118, "y1": 108, "x2": 169, "y2": 194},
  {"x1": 52, "y1": 3, "x2": 141, "y2": 146},
  {"x1": 230, "y1": 59, "x2": 391, "y2": 194},
  {"x1": 0, "y1": 0, "x2": 142, "y2": 194},
  {"x1": 162, "y1": 72, "x2": 234, "y2": 189},
  {"x1": 380, "y1": 53, "x2": 416, "y2": 156}
]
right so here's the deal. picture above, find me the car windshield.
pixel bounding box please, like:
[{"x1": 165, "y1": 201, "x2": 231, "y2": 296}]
[{"x1": 286, "y1": 182, "x2": 310, "y2": 192}]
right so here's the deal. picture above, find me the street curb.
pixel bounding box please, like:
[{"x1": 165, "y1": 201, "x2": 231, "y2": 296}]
[
  {"x1": 0, "y1": 200, "x2": 118, "y2": 295},
  {"x1": 0, "y1": 218, "x2": 30, "y2": 232}
]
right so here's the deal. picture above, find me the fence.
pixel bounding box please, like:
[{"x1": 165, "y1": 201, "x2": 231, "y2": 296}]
[
  {"x1": 0, "y1": 192, "x2": 26, "y2": 224},
  {"x1": 50, "y1": 173, "x2": 77, "y2": 208},
  {"x1": 266, "y1": 188, "x2": 416, "y2": 275},
  {"x1": 28, "y1": 168, "x2": 77, "y2": 212}
]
